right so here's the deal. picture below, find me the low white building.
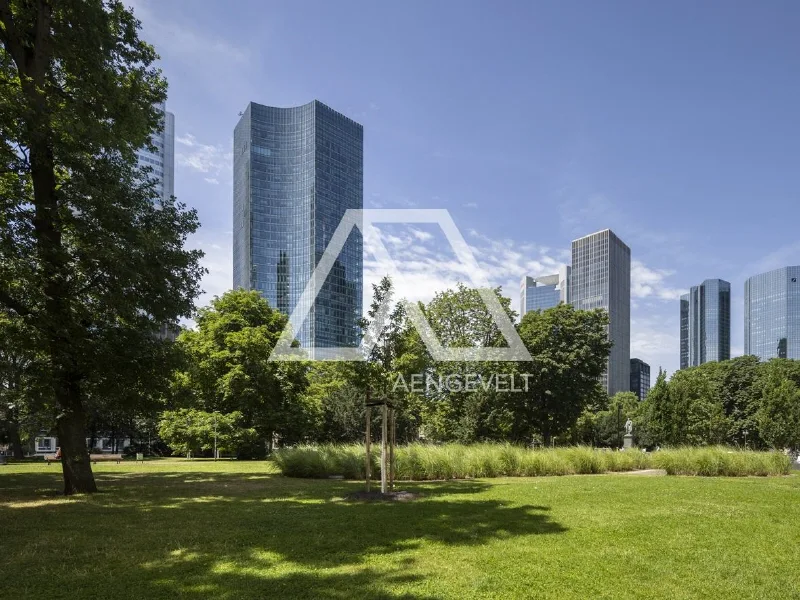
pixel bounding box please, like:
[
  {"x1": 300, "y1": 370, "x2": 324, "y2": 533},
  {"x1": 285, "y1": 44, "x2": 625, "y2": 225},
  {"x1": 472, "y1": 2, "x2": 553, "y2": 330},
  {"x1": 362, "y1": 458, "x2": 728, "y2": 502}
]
[{"x1": 32, "y1": 435, "x2": 131, "y2": 456}]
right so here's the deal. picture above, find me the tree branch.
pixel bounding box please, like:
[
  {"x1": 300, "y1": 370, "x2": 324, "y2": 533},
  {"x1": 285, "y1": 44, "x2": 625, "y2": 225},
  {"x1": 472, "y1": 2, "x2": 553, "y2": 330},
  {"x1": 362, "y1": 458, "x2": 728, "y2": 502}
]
[
  {"x1": 0, "y1": 0, "x2": 25, "y2": 71},
  {"x1": 0, "y1": 288, "x2": 32, "y2": 317}
]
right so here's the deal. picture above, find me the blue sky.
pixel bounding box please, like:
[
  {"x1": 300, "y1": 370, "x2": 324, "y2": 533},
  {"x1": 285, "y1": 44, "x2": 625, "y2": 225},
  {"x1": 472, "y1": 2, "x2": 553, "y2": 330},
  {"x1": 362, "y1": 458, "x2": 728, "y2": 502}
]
[{"x1": 130, "y1": 0, "x2": 800, "y2": 375}]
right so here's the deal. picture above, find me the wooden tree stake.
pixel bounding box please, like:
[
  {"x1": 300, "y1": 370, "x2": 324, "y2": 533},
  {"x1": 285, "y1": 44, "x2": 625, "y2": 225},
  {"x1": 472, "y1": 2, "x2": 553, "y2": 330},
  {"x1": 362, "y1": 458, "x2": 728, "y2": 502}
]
[{"x1": 381, "y1": 403, "x2": 388, "y2": 494}]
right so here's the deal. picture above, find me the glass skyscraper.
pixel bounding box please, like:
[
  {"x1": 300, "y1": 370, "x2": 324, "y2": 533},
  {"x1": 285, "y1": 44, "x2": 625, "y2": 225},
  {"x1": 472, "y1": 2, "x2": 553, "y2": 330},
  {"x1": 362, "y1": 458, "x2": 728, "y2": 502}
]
[
  {"x1": 744, "y1": 266, "x2": 800, "y2": 360},
  {"x1": 629, "y1": 358, "x2": 650, "y2": 400},
  {"x1": 680, "y1": 294, "x2": 690, "y2": 369},
  {"x1": 137, "y1": 102, "x2": 175, "y2": 340},
  {"x1": 680, "y1": 279, "x2": 731, "y2": 368},
  {"x1": 233, "y1": 100, "x2": 363, "y2": 355},
  {"x1": 570, "y1": 229, "x2": 631, "y2": 396},
  {"x1": 519, "y1": 266, "x2": 570, "y2": 317},
  {"x1": 136, "y1": 102, "x2": 174, "y2": 202}
]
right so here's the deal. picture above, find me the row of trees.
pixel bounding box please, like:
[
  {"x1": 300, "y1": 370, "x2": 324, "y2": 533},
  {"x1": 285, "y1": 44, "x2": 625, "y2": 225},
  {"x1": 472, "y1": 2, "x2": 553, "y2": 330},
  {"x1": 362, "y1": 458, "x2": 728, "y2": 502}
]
[
  {"x1": 156, "y1": 282, "x2": 612, "y2": 456},
  {"x1": 628, "y1": 357, "x2": 800, "y2": 450},
  {"x1": 12, "y1": 270, "x2": 800, "y2": 477},
  {"x1": 160, "y1": 283, "x2": 800, "y2": 456},
  {"x1": 570, "y1": 357, "x2": 800, "y2": 451}
]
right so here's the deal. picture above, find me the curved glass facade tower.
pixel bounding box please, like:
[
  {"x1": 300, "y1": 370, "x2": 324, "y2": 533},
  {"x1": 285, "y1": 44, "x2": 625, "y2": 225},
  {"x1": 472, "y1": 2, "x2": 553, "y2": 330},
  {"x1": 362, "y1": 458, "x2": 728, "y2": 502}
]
[
  {"x1": 744, "y1": 266, "x2": 800, "y2": 360},
  {"x1": 233, "y1": 101, "x2": 363, "y2": 354}
]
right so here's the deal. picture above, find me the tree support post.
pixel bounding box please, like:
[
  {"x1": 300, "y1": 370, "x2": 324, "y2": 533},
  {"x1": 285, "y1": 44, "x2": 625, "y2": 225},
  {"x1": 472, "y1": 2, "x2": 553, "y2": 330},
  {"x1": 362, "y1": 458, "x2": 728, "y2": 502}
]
[
  {"x1": 389, "y1": 407, "x2": 396, "y2": 491},
  {"x1": 381, "y1": 403, "x2": 388, "y2": 494}
]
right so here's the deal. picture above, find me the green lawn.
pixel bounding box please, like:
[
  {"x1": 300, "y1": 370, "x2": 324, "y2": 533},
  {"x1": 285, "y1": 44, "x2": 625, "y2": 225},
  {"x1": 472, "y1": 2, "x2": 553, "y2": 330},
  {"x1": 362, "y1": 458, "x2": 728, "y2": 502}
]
[{"x1": 2, "y1": 460, "x2": 799, "y2": 599}]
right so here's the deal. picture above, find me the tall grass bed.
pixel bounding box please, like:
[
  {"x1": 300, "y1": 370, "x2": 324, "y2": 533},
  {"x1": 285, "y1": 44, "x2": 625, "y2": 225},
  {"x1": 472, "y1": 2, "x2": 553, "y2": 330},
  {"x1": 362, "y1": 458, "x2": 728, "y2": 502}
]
[{"x1": 274, "y1": 443, "x2": 791, "y2": 480}]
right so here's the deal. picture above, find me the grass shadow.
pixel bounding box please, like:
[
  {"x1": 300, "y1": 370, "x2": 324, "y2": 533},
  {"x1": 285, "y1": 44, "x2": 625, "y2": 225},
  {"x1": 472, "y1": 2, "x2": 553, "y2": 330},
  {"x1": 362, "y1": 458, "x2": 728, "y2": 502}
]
[{"x1": 1, "y1": 467, "x2": 566, "y2": 599}]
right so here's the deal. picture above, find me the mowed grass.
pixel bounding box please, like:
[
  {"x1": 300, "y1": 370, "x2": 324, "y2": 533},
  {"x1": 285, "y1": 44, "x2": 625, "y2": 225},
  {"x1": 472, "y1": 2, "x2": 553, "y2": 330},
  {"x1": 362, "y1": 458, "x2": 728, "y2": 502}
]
[{"x1": 2, "y1": 460, "x2": 800, "y2": 599}]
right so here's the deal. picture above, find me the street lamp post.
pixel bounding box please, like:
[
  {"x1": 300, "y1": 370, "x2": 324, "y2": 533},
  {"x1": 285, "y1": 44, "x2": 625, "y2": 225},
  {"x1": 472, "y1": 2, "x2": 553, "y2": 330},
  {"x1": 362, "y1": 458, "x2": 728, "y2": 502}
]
[{"x1": 213, "y1": 412, "x2": 218, "y2": 461}]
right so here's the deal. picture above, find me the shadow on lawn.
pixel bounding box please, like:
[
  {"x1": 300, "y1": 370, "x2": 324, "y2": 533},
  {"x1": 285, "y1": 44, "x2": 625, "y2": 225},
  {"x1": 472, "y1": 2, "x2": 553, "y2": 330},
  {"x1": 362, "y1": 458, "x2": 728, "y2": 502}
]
[{"x1": 1, "y1": 469, "x2": 566, "y2": 599}]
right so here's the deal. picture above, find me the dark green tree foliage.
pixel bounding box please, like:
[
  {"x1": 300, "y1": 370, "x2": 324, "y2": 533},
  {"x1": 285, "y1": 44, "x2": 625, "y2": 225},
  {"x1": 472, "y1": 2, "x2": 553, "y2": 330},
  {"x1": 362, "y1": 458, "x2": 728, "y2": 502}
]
[
  {"x1": 297, "y1": 362, "x2": 363, "y2": 443},
  {"x1": 0, "y1": 1, "x2": 203, "y2": 492},
  {"x1": 512, "y1": 304, "x2": 611, "y2": 445},
  {"x1": 350, "y1": 276, "x2": 416, "y2": 440},
  {"x1": 352, "y1": 275, "x2": 407, "y2": 393},
  {"x1": 411, "y1": 283, "x2": 518, "y2": 443},
  {"x1": 756, "y1": 360, "x2": 800, "y2": 452},
  {"x1": 638, "y1": 358, "x2": 800, "y2": 450},
  {"x1": 158, "y1": 408, "x2": 257, "y2": 457},
  {"x1": 0, "y1": 311, "x2": 50, "y2": 457},
  {"x1": 637, "y1": 369, "x2": 669, "y2": 446},
  {"x1": 171, "y1": 290, "x2": 313, "y2": 455},
  {"x1": 583, "y1": 391, "x2": 640, "y2": 448}
]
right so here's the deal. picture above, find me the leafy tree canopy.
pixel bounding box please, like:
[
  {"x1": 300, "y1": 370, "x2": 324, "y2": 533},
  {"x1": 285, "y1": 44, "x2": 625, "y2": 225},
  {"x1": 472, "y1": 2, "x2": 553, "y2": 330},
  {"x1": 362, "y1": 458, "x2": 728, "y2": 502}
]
[{"x1": 0, "y1": 0, "x2": 204, "y2": 493}]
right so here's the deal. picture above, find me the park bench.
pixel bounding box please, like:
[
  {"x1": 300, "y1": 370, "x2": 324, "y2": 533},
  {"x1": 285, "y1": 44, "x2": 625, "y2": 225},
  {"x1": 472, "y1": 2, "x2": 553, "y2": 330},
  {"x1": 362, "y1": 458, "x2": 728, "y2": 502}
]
[
  {"x1": 91, "y1": 454, "x2": 124, "y2": 464},
  {"x1": 45, "y1": 453, "x2": 124, "y2": 465}
]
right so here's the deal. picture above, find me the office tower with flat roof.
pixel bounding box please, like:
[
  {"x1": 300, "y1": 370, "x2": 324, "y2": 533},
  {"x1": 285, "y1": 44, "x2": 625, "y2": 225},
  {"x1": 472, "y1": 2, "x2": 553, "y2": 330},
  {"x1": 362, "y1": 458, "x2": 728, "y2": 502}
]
[
  {"x1": 744, "y1": 266, "x2": 800, "y2": 360},
  {"x1": 570, "y1": 229, "x2": 631, "y2": 395},
  {"x1": 629, "y1": 358, "x2": 650, "y2": 400},
  {"x1": 680, "y1": 279, "x2": 731, "y2": 368},
  {"x1": 136, "y1": 102, "x2": 174, "y2": 202},
  {"x1": 680, "y1": 293, "x2": 690, "y2": 369},
  {"x1": 519, "y1": 265, "x2": 570, "y2": 317},
  {"x1": 136, "y1": 102, "x2": 175, "y2": 340},
  {"x1": 233, "y1": 100, "x2": 363, "y2": 355}
]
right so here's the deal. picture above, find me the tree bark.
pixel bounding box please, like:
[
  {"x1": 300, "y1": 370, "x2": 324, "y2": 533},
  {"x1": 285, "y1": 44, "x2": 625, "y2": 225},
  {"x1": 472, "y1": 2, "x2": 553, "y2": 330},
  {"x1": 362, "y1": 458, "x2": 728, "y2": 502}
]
[
  {"x1": 56, "y1": 377, "x2": 96, "y2": 495},
  {"x1": 8, "y1": 418, "x2": 24, "y2": 458},
  {"x1": 1, "y1": 1, "x2": 97, "y2": 494}
]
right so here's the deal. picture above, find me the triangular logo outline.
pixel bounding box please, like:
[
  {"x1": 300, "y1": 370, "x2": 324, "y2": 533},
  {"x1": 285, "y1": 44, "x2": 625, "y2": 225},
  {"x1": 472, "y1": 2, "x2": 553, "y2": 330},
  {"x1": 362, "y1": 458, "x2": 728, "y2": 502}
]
[{"x1": 268, "y1": 209, "x2": 533, "y2": 362}]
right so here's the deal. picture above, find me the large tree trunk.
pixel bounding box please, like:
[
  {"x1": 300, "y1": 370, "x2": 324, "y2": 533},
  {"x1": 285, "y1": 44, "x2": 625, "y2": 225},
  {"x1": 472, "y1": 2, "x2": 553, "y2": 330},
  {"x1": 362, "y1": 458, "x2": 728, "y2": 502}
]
[
  {"x1": 2, "y1": 0, "x2": 97, "y2": 495},
  {"x1": 56, "y1": 381, "x2": 96, "y2": 495},
  {"x1": 7, "y1": 418, "x2": 24, "y2": 458}
]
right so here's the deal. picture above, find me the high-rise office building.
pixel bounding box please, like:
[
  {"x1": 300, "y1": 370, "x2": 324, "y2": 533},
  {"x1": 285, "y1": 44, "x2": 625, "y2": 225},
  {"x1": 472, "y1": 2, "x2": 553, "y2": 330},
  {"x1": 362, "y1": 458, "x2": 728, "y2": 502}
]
[
  {"x1": 233, "y1": 100, "x2": 363, "y2": 355},
  {"x1": 570, "y1": 229, "x2": 631, "y2": 395},
  {"x1": 744, "y1": 266, "x2": 800, "y2": 360},
  {"x1": 519, "y1": 265, "x2": 570, "y2": 317},
  {"x1": 629, "y1": 358, "x2": 650, "y2": 400},
  {"x1": 136, "y1": 102, "x2": 176, "y2": 340},
  {"x1": 136, "y1": 102, "x2": 174, "y2": 202},
  {"x1": 680, "y1": 279, "x2": 731, "y2": 368},
  {"x1": 680, "y1": 294, "x2": 690, "y2": 369}
]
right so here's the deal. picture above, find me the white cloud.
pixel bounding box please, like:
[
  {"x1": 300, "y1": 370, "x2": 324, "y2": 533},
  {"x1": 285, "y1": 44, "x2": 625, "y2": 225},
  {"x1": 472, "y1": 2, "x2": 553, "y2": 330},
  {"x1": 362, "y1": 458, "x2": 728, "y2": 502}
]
[
  {"x1": 185, "y1": 213, "x2": 683, "y2": 367},
  {"x1": 362, "y1": 225, "x2": 567, "y2": 318},
  {"x1": 631, "y1": 260, "x2": 683, "y2": 301},
  {"x1": 462, "y1": 202, "x2": 478, "y2": 209},
  {"x1": 176, "y1": 133, "x2": 231, "y2": 178},
  {"x1": 631, "y1": 314, "x2": 680, "y2": 376},
  {"x1": 410, "y1": 228, "x2": 434, "y2": 242},
  {"x1": 184, "y1": 231, "x2": 232, "y2": 324}
]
